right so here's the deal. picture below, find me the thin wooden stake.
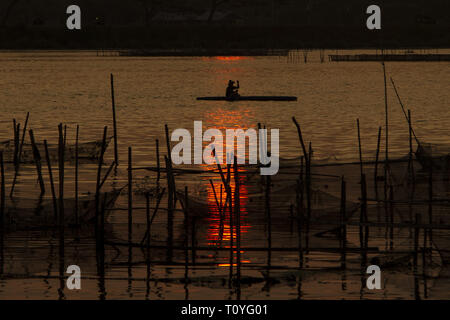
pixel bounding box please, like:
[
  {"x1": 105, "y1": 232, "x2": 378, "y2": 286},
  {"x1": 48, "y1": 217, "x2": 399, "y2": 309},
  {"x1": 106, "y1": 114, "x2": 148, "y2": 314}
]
[
  {"x1": 12, "y1": 119, "x2": 18, "y2": 167},
  {"x1": 146, "y1": 192, "x2": 151, "y2": 249},
  {"x1": 234, "y1": 157, "x2": 241, "y2": 284},
  {"x1": 340, "y1": 177, "x2": 347, "y2": 268},
  {"x1": 156, "y1": 139, "x2": 160, "y2": 182},
  {"x1": 58, "y1": 124, "x2": 65, "y2": 227},
  {"x1": 408, "y1": 110, "x2": 415, "y2": 184},
  {"x1": 10, "y1": 112, "x2": 29, "y2": 197},
  {"x1": 17, "y1": 112, "x2": 30, "y2": 164},
  {"x1": 427, "y1": 161, "x2": 433, "y2": 245},
  {"x1": 164, "y1": 124, "x2": 176, "y2": 205},
  {"x1": 63, "y1": 125, "x2": 67, "y2": 148},
  {"x1": 14, "y1": 123, "x2": 20, "y2": 167},
  {"x1": 361, "y1": 174, "x2": 368, "y2": 247},
  {"x1": 0, "y1": 152, "x2": 5, "y2": 231},
  {"x1": 44, "y1": 140, "x2": 58, "y2": 220},
  {"x1": 111, "y1": 74, "x2": 119, "y2": 165},
  {"x1": 209, "y1": 179, "x2": 222, "y2": 216},
  {"x1": 296, "y1": 178, "x2": 303, "y2": 267},
  {"x1": 75, "y1": 125, "x2": 79, "y2": 225},
  {"x1": 414, "y1": 213, "x2": 420, "y2": 267},
  {"x1": 128, "y1": 146, "x2": 133, "y2": 243},
  {"x1": 382, "y1": 62, "x2": 389, "y2": 197},
  {"x1": 29, "y1": 129, "x2": 45, "y2": 196},
  {"x1": 390, "y1": 77, "x2": 420, "y2": 145},
  {"x1": 357, "y1": 119, "x2": 363, "y2": 177},
  {"x1": 374, "y1": 126, "x2": 382, "y2": 196},
  {"x1": 165, "y1": 155, "x2": 174, "y2": 259},
  {"x1": 95, "y1": 126, "x2": 108, "y2": 233}
]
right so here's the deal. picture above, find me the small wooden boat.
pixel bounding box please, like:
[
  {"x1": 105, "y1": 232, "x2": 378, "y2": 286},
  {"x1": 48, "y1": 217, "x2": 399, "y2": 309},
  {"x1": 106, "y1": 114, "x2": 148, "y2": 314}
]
[{"x1": 197, "y1": 96, "x2": 297, "y2": 102}]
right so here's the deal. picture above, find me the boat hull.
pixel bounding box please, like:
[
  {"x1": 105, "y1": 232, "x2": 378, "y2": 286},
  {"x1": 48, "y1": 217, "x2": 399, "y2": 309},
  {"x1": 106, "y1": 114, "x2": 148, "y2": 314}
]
[{"x1": 197, "y1": 96, "x2": 297, "y2": 102}]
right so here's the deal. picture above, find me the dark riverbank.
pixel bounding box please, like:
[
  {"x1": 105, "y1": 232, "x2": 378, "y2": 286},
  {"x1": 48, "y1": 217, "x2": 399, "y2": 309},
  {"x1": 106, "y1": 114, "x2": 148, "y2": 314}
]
[
  {"x1": 1, "y1": 0, "x2": 449, "y2": 50},
  {"x1": 1, "y1": 25, "x2": 449, "y2": 51}
]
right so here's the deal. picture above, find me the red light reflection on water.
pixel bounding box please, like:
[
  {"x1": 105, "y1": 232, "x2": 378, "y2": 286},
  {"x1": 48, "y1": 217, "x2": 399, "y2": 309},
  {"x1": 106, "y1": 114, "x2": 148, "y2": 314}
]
[
  {"x1": 204, "y1": 56, "x2": 252, "y2": 62},
  {"x1": 200, "y1": 107, "x2": 256, "y2": 267}
]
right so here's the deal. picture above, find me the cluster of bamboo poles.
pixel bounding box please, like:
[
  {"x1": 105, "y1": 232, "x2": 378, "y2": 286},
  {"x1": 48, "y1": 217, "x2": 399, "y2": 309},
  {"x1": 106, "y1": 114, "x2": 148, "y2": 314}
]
[
  {"x1": 107, "y1": 64, "x2": 443, "y2": 270},
  {"x1": 286, "y1": 49, "x2": 326, "y2": 63},
  {"x1": 0, "y1": 74, "x2": 121, "y2": 290}
]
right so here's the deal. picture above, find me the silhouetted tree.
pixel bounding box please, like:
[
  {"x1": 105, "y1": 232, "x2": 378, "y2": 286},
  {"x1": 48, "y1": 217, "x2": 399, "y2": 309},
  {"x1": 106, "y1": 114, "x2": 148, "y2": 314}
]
[{"x1": 207, "y1": 0, "x2": 230, "y2": 23}]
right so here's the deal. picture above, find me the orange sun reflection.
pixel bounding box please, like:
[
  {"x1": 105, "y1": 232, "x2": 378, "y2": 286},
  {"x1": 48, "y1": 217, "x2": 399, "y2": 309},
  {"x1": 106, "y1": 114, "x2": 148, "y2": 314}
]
[
  {"x1": 200, "y1": 107, "x2": 257, "y2": 267},
  {"x1": 204, "y1": 56, "x2": 252, "y2": 62}
]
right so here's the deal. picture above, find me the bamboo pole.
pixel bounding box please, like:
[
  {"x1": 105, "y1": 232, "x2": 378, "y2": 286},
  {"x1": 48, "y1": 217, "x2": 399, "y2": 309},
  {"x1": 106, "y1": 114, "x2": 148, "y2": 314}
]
[
  {"x1": 427, "y1": 161, "x2": 433, "y2": 245},
  {"x1": 382, "y1": 62, "x2": 389, "y2": 198},
  {"x1": 75, "y1": 125, "x2": 79, "y2": 225},
  {"x1": 58, "y1": 124, "x2": 65, "y2": 300},
  {"x1": 292, "y1": 116, "x2": 311, "y2": 226},
  {"x1": 165, "y1": 156, "x2": 174, "y2": 259},
  {"x1": 374, "y1": 126, "x2": 382, "y2": 196},
  {"x1": 17, "y1": 112, "x2": 29, "y2": 165},
  {"x1": 408, "y1": 110, "x2": 415, "y2": 185},
  {"x1": 389, "y1": 186, "x2": 394, "y2": 250},
  {"x1": 227, "y1": 164, "x2": 233, "y2": 282},
  {"x1": 414, "y1": 213, "x2": 420, "y2": 267},
  {"x1": 128, "y1": 146, "x2": 133, "y2": 243},
  {"x1": 140, "y1": 188, "x2": 166, "y2": 245},
  {"x1": 209, "y1": 179, "x2": 222, "y2": 216},
  {"x1": 10, "y1": 112, "x2": 29, "y2": 197},
  {"x1": 296, "y1": 178, "x2": 303, "y2": 267},
  {"x1": 156, "y1": 139, "x2": 160, "y2": 183},
  {"x1": 390, "y1": 77, "x2": 420, "y2": 145},
  {"x1": 361, "y1": 174, "x2": 368, "y2": 248},
  {"x1": 340, "y1": 177, "x2": 347, "y2": 268},
  {"x1": 234, "y1": 157, "x2": 241, "y2": 285},
  {"x1": 220, "y1": 184, "x2": 223, "y2": 221},
  {"x1": 44, "y1": 140, "x2": 58, "y2": 220},
  {"x1": 146, "y1": 192, "x2": 151, "y2": 250},
  {"x1": 306, "y1": 142, "x2": 312, "y2": 229},
  {"x1": 265, "y1": 174, "x2": 272, "y2": 251},
  {"x1": 98, "y1": 162, "x2": 115, "y2": 190},
  {"x1": 14, "y1": 123, "x2": 20, "y2": 167},
  {"x1": 97, "y1": 194, "x2": 107, "y2": 301},
  {"x1": 184, "y1": 186, "x2": 189, "y2": 266},
  {"x1": 29, "y1": 129, "x2": 45, "y2": 196},
  {"x1": 0, "y1": 152, "x2": 5, "y2": 231},
  {"x1": 356, "y1": 120, "x2": 367, "y2": 249},
  {"x1": 357, "y1": 119, "x2": 363, "y2": 177},
  {"x1": 12, "y1": 119, "x2": 17, "y2": 167},
  {"x1": 183, "y1": 186, "x2": 189, "y2": 299},
  {"x1": 58, "y1": 124, "x2": 65, "y2": 227},
  {"x1": 145, "y1": 192, "x2": 151, "y2": 298},
  {"x1": 164, "y1": 124, "x2": 176, "y2": 206},
  {"x1": 0, "y1": 151, "x2": 3, "y2": 275},
  {"x1": 292, "y1": 117, "x2": 308, "y2": 163},
  {"x1": 111, "y1": 74, "x2": 119, "y2": 165},
  {"x1": 63, "y1": 125, "x2": 67, "y2": 148},
  {"x1": 95, "y1": 127, "x2": 108, "y2": 233}
]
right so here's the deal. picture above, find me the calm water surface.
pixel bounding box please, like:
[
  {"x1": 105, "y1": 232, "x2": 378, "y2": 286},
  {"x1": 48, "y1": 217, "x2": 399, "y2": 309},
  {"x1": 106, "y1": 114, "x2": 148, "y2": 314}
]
[{"x1": 0, "y1": 51, "x2": 449, "y2": 299}]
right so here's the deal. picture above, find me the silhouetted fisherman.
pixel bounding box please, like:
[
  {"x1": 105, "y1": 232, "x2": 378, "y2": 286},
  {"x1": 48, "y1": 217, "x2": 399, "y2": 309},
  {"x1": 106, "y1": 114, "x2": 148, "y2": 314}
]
[{"x1": 225, "y1": 80, "x2": 240, "y2": 99}]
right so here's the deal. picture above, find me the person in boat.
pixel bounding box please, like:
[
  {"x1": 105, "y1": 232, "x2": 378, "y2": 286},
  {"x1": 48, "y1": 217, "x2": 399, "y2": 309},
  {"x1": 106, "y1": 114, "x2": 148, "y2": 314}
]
[{"x1": 225, "y1": 80, "x2": 240, "y2": 99}]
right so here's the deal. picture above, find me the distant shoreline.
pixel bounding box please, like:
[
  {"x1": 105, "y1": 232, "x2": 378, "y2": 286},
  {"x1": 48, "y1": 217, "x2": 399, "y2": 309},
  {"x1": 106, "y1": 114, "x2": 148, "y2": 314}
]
[
  {"x1": 0, "y1": 25, "x2": 449, "y2": 52},
  {"x1": 0, "y1": 48, "x2": 449, "y2": 59}
]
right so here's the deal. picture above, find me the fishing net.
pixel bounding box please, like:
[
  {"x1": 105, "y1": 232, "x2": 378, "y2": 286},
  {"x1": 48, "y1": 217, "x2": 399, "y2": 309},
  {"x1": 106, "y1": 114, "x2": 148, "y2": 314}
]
[{"x1": 0, "y1": 137, "x2": 112, "y2": 163}]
